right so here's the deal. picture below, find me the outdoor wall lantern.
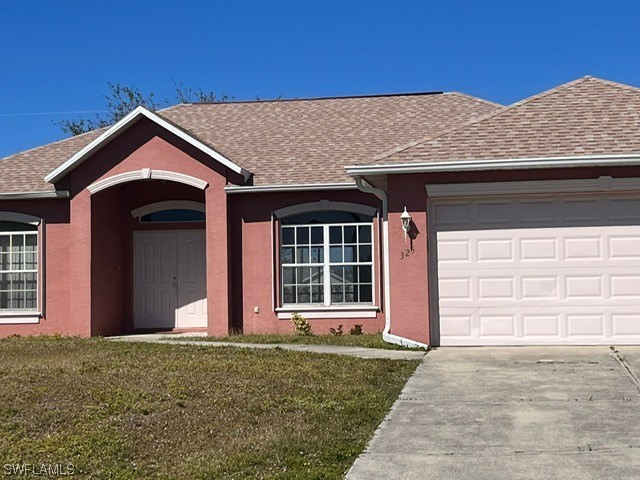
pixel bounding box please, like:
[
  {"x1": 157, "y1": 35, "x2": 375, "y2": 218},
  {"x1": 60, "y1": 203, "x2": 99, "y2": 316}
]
[{"x1": 400, "y1": 207, "x2": 412, "y2": 241}]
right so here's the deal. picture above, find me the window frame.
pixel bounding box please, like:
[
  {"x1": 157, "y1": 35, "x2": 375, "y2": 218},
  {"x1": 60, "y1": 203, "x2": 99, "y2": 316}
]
[
  {"x1": 0, "y1": 229, "x2": 39, "y2": 312},
  {"x1": 0, "y1": 212, "x2": 43, "y2": 323},
  {"x1": 280, "y1": 220, "x2": 376, "y2": 308}
]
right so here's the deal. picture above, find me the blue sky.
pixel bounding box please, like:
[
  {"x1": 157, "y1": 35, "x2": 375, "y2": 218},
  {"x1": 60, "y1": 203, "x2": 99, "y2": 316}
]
[{"x1": 1, "y1": 0, "x2": 639, "y2": 158}]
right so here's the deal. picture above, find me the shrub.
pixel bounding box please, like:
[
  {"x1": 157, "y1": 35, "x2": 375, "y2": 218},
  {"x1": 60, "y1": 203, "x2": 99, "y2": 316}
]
[
  {"x1": 329, "y1": 324, "x2": 344, "y2": 336},
  {"x1": 290, "y1": 312, "x2": 313, "y2": 336},
  {"x1": 349, "y1": 324, "x2": 363, "y2": 336}
]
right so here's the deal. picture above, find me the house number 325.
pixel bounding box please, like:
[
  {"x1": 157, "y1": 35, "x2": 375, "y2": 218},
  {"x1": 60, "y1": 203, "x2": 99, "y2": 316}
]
[{"x1": 400, "y1": 247, "x2": 415, "y2": 260}]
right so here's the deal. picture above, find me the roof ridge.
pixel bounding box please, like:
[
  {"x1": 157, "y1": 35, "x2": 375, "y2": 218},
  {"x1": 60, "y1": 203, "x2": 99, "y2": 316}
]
[
  {"x1": 579, "y1": 75, "x2": 640, "y2": 95},
  {"x1": 179, "y1": 91, "x2": 444, "y2": 106},
  {"x1": 373, "y1": 76, "x2": 593, "y2": 162},
  {"x1": 445, "y1": 91, "x2": 504, "y2": 108}
]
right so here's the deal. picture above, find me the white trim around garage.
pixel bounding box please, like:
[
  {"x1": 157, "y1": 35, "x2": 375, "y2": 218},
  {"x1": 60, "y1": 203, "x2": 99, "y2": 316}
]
[
  {"x1": 87, "y1": 169, "x2": 208, "y2": 194},
  {"x1": 45, "y1": 106, "x2": 251, "y2": 184},
  {"x1": 426, "y1": 176, "x2": 640, "y2": 197}
]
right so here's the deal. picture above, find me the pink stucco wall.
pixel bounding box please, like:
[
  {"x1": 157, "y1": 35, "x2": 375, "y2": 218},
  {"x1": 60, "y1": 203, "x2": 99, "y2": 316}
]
[{"x1": 229, "y1": 190, "x2": 385, "y2": 335}]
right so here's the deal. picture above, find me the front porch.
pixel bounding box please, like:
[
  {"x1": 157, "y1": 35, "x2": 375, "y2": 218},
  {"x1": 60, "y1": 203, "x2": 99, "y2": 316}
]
[{"x1": 87, "y1": 179, "x2": 217, "y2": 336}]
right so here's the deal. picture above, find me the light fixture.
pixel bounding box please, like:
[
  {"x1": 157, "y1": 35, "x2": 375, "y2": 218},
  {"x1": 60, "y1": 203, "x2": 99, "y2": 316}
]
[{"x1": 400, "y1": 207, "x2": 412, "y2": 241}]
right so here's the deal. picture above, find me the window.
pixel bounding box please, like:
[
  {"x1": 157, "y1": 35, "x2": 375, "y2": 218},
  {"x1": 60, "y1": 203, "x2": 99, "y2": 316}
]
[
  {"x1": 281, "y1": 211, "x2": 374, "y2": 306},
  {"x1": 0, "y1": 221, "x2": 38, "y2": 311},
  {"x1": 140, "y1": 209, "x2": 205, "y2": 223}
]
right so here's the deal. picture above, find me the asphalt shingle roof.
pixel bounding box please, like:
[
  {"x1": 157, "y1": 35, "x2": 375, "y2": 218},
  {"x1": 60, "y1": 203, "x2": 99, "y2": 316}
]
[
  {"x1": 376, "y1": 76, "x2": 640, "y2": 165},
  {"x1": 0, "y1": 92, "x2": 500, "y2": 194}
]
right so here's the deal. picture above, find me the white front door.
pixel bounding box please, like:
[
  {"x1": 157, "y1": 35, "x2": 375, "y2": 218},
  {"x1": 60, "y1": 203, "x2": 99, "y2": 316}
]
[
  {"x1": 176, "y1": 230, "x2": 207, "y2": 328},
  {"x1": 430, "y1": 194, "x2": 640, "y2": 346},
  {"x1": 134, "y1": 231, "x2": 207, "y2": 329}
]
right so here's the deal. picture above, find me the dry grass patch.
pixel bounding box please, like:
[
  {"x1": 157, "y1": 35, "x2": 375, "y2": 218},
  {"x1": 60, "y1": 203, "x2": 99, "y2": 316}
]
[{"x1": 0, "y1": 336, "x2": 418, "y2": 479}]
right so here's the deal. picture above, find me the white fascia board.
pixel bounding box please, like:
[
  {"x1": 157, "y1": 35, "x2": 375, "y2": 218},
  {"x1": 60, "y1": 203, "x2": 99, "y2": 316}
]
[
  {"x1": 345, "y1": 153, "x2": 640, "y2": 176},
  {"x1": 224, "y1": 182, "x2": 357, "y2": 194},
  {"x1": 44, "y1": 106, "x2": 251, "y2": 184},
  {"x1": 0, "y1": 190, "x2": 70, "y2": 200}
]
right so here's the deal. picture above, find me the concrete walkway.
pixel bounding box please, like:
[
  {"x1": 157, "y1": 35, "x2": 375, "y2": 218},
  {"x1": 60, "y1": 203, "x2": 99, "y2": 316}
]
[
  {"x1": 348, "y1": 346, "x2": 640, "y2": 479},
  {"x1": 107, "y1": 333, "x2": 427, "y2": 360}
]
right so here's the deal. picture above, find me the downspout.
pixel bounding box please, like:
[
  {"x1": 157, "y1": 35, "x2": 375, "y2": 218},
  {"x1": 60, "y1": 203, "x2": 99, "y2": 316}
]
[{"x1": 353, "y1": 176, "x2": 430, "y2": 349}]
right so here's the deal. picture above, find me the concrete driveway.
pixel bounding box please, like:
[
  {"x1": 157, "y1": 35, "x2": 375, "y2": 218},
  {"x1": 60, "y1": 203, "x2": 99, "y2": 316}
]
[{"x1": 348, "y1": 346, "x2": 640, "y2": 479}]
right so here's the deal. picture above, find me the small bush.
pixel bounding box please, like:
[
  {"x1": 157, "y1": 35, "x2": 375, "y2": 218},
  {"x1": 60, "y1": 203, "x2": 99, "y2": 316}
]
[
  {"x1": 329, "y1": 324, "x2": 344, "y2": 336},
  {"x1": 349, "y1": 324, "x2": 363, "y2": 336},
  {"x1": 290, "y1": 312, "x2": 313, "y2": 336}
]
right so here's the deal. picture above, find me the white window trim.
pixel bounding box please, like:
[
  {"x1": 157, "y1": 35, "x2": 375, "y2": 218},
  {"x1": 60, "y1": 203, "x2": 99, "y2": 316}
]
[
  {"x1": 0, "y1": 212, "x2": 41, "y2": 226},
  {"x1": 0, "y1": 212, "x2": 44, "y2": 320},
  {"x1": 274, "y1": 200, "x2": 377, "y2": 219},
  {"x1": 276, "y1": 305, "x2": 379, "y2": 320},
  {"x1": 0, "y1": 311, "x2": 41, "y2": 324},
  {"x1": 280, "y1": 222, "x2": 376, "y2": 309}
]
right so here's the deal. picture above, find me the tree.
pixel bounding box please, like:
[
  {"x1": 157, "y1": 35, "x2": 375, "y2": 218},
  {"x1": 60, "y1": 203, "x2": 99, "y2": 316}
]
[
  {"x1": 172, "y1": 80, "x2": 231, "y2": 104},
  {"x1": 58, "y1": 81, "x2": 231, "y2": 135}
]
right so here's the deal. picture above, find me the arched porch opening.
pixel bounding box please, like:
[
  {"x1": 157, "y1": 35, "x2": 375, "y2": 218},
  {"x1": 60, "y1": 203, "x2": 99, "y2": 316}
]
[{"x1": 89, "y1": 178, "x2": 208, "y2": 335}]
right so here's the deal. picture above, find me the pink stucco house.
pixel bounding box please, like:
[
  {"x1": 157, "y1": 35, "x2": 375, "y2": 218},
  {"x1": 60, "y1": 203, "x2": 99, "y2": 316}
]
[{"x1": 2, "y1": 76, "x2": 640, "y2": 346}]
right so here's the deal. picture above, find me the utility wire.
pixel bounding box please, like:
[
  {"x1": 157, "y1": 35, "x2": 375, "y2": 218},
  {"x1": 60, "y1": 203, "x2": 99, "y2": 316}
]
[{"x1": 0, "y1": 110, "x2": 108, "y2": 117}]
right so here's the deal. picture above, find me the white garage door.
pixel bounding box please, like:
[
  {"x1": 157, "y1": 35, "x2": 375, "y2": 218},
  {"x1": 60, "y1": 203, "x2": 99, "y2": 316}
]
[{"x1": 431, "y1": 194, "x2": 640, "y2": 346}]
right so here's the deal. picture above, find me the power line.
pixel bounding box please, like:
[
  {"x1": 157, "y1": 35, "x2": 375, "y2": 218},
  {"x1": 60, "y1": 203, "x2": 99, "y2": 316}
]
[{"x1": 0, "y1": 110, "x2": 107, "y2": 118}]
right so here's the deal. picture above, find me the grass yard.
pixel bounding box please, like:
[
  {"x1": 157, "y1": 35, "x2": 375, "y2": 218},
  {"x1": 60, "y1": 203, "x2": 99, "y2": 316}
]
[
  {"x1": 176, "y1": 333, "x2": 426, "y2": 351},
  {"x1": 0, "y1": 337, "x2": 418, "y2": 479}
]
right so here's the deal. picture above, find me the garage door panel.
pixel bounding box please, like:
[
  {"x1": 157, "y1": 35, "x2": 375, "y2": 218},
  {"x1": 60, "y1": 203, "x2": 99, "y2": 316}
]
[
  {"x1": 439, "y1": 307, "x2": 640, "y2": 345},
  {"x1": 433, "y1": 194, "x2": 640, "y2": 346},
  {"x1": 609, "y1": 235, "x2": 640, "y2": 259},
  {"x1": 438, "y1": 231, "x2": 640, "y2": 270},
  {"x1": 523, "y1": 315, "x2": 559, "y2": 336},
  {"x1": 609, "y1": 198, "x2": 640, "y2": 220},
  {"x1": 431, "y1": 199, "x2": 640, "y2": 230},
  {"x1": 613, "y1": 314, "x2": 640, "y2": 336}
]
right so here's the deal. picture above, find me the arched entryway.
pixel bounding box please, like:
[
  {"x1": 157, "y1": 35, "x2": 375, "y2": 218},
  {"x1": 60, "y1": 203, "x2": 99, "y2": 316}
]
[{"x1": 88, "y1": 173, "x2": 208, "y2": 335}]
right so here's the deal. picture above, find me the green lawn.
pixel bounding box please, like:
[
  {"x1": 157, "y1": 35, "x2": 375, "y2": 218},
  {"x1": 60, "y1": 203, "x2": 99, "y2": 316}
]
[
  {"x1": 176, "y1": 333, "x2": 427, "y2": 351},
  {"x1": 0, "y1": 337, "x2": 418, "y2": 479}
]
